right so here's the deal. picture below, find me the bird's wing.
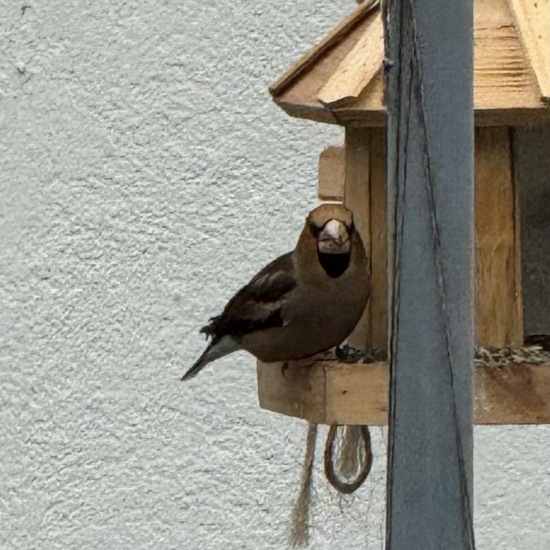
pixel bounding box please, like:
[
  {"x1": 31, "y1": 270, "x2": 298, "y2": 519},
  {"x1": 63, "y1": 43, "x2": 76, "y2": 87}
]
[{"x1": 206, "y1": 252, "x2": 297, "y2": 340}]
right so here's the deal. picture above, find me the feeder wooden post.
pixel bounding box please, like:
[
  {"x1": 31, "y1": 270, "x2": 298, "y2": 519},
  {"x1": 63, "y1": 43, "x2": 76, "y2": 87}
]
[
  {"x1": 344, "y1": 127, "x2": 371, "y2": 350},
  {"x1": 475, "y1": 127, "x2": 523, "y2": 347},
  {"x1": 384, "y1": 0, "x2": 475, "y2": 548},
  {"x1": 342, "y1": 128, "x2": 388, "y2": 352}
]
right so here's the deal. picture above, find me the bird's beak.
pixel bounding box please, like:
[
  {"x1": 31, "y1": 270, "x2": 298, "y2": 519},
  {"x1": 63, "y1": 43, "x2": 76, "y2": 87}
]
[{"x1": 317, "y1": 219, "x2": 350, "y2": 254}]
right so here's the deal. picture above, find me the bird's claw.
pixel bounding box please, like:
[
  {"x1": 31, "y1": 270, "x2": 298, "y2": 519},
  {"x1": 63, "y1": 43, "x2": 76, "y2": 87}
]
[{"x1": 335, "y1": 345, "x2": 388, "y2": 363}]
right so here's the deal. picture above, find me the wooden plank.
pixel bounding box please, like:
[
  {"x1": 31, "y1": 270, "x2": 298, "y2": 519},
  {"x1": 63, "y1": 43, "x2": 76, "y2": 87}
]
[
  {"x1": 271, "y1": 100, "x2": 340, "y2": 125},
  {"x1": 367, "y1": 129, "x2": 387, "y2": 351},
  {"x1": 475, "y1": 362, "x2": 550, "y2": 424},
  {"x1": 269, "y1": 0, "x2": 379, "y2": 97},
  {"x1": 507, "y1": 0, "x2": 550, "y2": 100},
  {"x1": 256, "y1": 360, "x2": 327, "y2": 423},
  {"x1": 317, "y1": 146, "x2": 345, "y2": 201},
  {"x1": 317, "y1": 12, "x2": 384, "y2": 108},
  {"x1": 513, "y1": 125, "x2": 550, "y2": 335},
  {"x1": 475, "y1": 127, "x2": 523, "y2": 347},
  {"x1": 256, "y1": 360, "x2": 550, "y2": 425},
  {"x1": 272, "y1": 9, "x2": 378, "y2": 126},
  {"x1": 474, "y1": 0, "x2": 543, "y2": 111},
  {"x1": 344, "y1": 128, "x2": 371, "y2": 350},
  {"x1": 325, "y1": 362, "x2": 388, "y2": 425},
  {"x1": 275, "y1": 99, "x2": 550, "y2": 127},
  {"x1": 472, "y1": 109, "x2": 550, "y2": 125}
]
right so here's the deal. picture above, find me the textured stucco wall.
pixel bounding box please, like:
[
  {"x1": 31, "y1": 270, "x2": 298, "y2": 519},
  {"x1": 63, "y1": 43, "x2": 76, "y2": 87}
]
[{"x1": 0, "y1": 1, "x2": 548, "y2": 549}]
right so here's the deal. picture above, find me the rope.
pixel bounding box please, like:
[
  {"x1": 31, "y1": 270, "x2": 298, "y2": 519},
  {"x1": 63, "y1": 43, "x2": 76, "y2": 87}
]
[
  {"x1": 289, "y1": 422, "x2": 318, "y2": 548},
  {"x1": 324, "y1": 425, "x2": 373, "y2": 494}
]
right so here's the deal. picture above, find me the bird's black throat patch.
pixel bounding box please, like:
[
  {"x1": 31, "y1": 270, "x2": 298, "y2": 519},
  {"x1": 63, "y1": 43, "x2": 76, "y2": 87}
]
[{"x1": 318, "y1": 251, "x2": 350, "y2": 278}]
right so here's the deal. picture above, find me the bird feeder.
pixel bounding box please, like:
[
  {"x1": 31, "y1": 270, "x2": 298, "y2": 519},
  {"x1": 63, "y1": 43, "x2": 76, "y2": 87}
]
[{"x1": 257, "y1": 0, "x2": 550, "y2": 426}]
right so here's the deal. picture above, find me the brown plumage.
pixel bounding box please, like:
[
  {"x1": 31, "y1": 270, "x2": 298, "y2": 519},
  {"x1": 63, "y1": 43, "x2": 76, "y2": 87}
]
[{"x1": 182, "y1": 204, "x2": 370, "y2": 381}]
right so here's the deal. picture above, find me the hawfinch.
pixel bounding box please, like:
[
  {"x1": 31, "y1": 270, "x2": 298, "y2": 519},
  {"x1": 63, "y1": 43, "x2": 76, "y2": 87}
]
[{"x1": 182, "y1": 204, "x2": 370, "y2": 381}]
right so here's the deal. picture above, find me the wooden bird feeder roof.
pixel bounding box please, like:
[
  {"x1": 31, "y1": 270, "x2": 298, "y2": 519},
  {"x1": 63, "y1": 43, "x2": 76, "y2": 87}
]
[{"x1": 270, "y1": 0, "x2": 550, "y2": 126}]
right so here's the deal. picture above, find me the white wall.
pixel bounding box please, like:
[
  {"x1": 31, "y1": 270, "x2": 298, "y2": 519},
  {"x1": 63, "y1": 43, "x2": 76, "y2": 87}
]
[{"x1": 1, "y1": 1, "x2": 548, "y2": 549}]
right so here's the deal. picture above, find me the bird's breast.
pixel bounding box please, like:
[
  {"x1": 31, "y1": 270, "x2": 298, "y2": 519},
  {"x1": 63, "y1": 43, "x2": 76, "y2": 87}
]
[{"x1": 241, "y1": 268, "x2": 369, "y2": 363}]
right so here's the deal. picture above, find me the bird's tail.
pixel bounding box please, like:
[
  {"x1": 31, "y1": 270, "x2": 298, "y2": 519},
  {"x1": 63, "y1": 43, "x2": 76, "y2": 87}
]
[
  {"x1": 181, "y1": 335, "x2": 238, "y2": 381},
  {"x1": 181, "y1": 347, "x2": 212, "y2": 381}
]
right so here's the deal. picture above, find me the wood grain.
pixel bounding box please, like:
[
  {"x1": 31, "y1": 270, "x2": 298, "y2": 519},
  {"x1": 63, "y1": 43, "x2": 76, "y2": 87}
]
[
  {"x1": 318, "y1": 12, "x2": 384, "y2": 108},
  {"x1": 256, "y1": 360, "x2": 327, "y2": 422},
  {"x1": 269, "y1": 0, "x2": 379, "y2": 97},
  {"x1": 325, "y1": 362, "x2": 389, "y2": 425},
  {"x1": 474, "y1": 127, "x2": 523, "y2": 347},
  {"x1": 257, "y1": 359, "x2": 550, "y2": 425},
  {"x1": 475, "y1": 361, "x2": 550, "y2": 424},
  {"x1": 271, "y1": 8, "x2": 383, "y2": 126},
  {"x1": 318, "y1": 146, "x2": 345, "y2": 201},
  {"x1": 367, "y1": 128, "x2": 387, "y2": 350},
  {"x1": 474, "y1": 0, "x2": 543, "y2": 111},
  {"x1": 344, "y1": 128, "x2": 371, "y2": 350},
  {"x1": 507, "y1": 0, "x2": 550, "y2": 100}
]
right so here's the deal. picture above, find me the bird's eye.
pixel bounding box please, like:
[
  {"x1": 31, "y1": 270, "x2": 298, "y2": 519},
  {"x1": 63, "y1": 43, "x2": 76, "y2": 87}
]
[{"x1": 309, "y1": 223, "x2": 321, "y2": 237}]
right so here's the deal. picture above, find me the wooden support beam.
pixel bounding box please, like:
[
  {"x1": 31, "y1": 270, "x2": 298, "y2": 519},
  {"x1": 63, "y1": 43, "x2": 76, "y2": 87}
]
[
  {"x1": 367, "y1": 128, "x2": 387, "y2": 351},
  {"x1": 344, "y1": 128, "x2": 371, "y2": 350},
  {"x1": 340, "y1": 128, "x2": 388, "y2": 352},
  {"x1": 474, "y1": 127, "x2": 523, "y2": 347}
]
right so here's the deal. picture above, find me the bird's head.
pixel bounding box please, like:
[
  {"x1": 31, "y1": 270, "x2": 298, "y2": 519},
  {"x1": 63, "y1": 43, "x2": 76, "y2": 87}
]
[
  {"x1": 306, "y1": 203, "x2": 355, "y2": 255},
  {"x1": 296, "y1": 203, "x2": 365, "y2": 279}
]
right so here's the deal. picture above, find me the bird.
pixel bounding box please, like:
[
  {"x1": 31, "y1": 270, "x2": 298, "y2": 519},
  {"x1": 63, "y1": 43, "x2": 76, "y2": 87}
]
[{"x1": 181, "y1": 203, "x2": 370, "y2": 381}]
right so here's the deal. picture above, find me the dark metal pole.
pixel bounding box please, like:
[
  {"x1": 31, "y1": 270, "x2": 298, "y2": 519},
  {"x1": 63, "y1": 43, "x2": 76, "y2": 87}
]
[{"x1": 384, "y1": 0, "x2": 475, "y2": 548}]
